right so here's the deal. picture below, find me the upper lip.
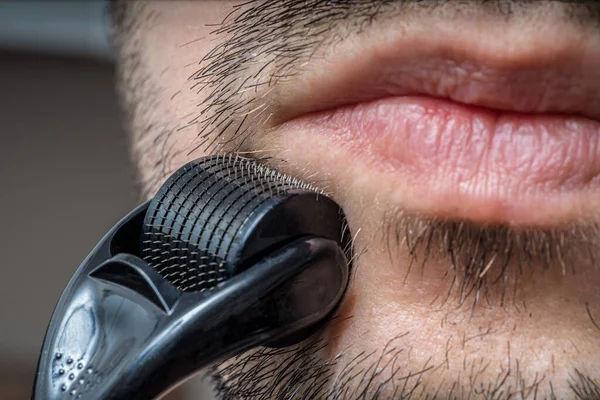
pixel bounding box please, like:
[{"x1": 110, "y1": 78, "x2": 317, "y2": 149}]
[{"x1": 268, "y1": 16, "x2": 600, "y2": 126}]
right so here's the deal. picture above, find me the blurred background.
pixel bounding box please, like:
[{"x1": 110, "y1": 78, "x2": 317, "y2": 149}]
[{"x1": 0, "y1": 2, "x2": 214, "y2": 399}]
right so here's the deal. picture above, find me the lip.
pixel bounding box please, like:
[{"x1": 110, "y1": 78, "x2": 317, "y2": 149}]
[
  {"x1": 271, "y1": 14, "x2": 600, "y2": 124},
  {"x1": 278, "y1": 96, "x2": 600, "y2": 226},
  {"x1": 263, "y1": 15, "x2": 600, "y2": 226}
]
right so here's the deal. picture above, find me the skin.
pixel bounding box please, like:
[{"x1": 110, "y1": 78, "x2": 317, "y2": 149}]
[{"x1": 110, "y1": 1, "x2": 600, "y2": 398}]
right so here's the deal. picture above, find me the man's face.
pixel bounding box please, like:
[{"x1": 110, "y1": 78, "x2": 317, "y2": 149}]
[{"x1": 112, "y1": 1, "x2": 600, "y2": 398}]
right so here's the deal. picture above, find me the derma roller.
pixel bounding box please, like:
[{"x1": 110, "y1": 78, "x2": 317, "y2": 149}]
[{"x1": 33, "y1": 155, "x2": 350, "y2": 400}]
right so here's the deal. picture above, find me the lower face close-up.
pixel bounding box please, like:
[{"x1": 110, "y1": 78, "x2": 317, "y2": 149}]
[{"x1": 110, "y1": 1, "x2": 600, "y2": 399}]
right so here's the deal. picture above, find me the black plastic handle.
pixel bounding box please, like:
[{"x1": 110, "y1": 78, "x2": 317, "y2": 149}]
[{"x1": 33, "y1": 201, "x2": 348, "y2": 400}]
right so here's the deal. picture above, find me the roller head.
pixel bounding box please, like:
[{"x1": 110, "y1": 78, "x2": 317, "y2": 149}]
[
  {"x1": 34, "y1": 155, "x2": 350, "y2": 400},
  {"x1": 142, "y1": 154, "x2": 348, "y2": 292}
]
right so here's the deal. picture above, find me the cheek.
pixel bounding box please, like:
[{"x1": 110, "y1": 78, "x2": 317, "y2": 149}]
[{"x1": 134, "y1": 1, "x2": 245, "y2": 191}]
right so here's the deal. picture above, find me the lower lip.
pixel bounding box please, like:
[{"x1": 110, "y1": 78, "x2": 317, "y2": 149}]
[{"x1": 278, "y1": 96, "x2": 600, "y2": 225}]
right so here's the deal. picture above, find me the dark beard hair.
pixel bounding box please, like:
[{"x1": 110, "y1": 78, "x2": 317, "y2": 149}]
[{"x1": 209, "y1": 330, "x2": 600, "y2": 399}]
